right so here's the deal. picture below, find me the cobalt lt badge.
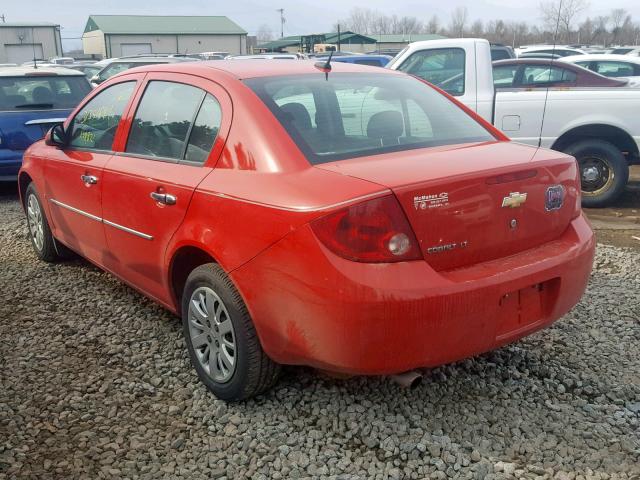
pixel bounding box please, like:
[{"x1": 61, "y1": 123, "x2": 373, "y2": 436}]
[{"x1": 545, "y1": 185, "x2": 565, "y2": 211}]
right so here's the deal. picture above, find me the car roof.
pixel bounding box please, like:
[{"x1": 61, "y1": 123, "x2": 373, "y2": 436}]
[
  {"x1": 561, "y1": 54, "x2": 640, "y2": 63},
  {"x1": 109, "y1": 57, "x2": 194, "y2": 64},
  {"x1": 494, "y1": 58, "x2": 578, "y2": 68},
  {"x1": 0, "y1": 66, "x2": 86, "y2": 77},
  {"x1": 122, "y1": 59, "x2": 406, "y2": 80},
  {"x1": 334, "y1": 54, "x2": 392, "y2": 60}
]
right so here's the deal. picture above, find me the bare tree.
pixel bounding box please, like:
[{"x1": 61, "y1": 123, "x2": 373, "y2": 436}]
[
  {"x1": 609, "y1": 8, "x2": 629, "y2": 44},
  {"x1": 470, "y1": 19, "x2": 484, "y2": 38},
  {"x1": 426, "y1": 15, "x2": 440, "y2": 34},
  {"x1": 449, "y1": 6, "x2": 469, "y2": 37},
  {"x1": 256, "y1": 24, "x2": 274, "y2": 43},
  {"x1": 342, "y1": 7, "x2": 378, "y2": 35},
  {"x1": 540, "y1": 0, "x2": 589, "y2": 42}
]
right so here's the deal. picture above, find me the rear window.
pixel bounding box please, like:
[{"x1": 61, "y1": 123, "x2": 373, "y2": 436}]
[
  {"x1": 0, "y1": 75, "x2": 90, "y2": 110},
  {"x1": 491, "y1": 49, "x2": 513, "y2": 61},
  {"x1": 245, "y1": 73, "x2": 495, "y2": 164}
]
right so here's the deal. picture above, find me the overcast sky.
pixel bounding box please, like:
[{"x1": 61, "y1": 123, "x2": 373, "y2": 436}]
[{"x1": 4, "y1": 0, "x2": 640, "y2": 49}]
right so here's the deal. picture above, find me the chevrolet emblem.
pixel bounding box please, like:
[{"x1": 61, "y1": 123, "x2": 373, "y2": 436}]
[{"x1": 502, "y1": 192, "x2": 527, "y2": 208}]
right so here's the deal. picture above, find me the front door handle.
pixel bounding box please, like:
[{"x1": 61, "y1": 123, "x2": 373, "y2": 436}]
[
  {"x1": 150, "y1": 191, "x2": 177, "y2": 206},
  {"x1": 80, "y1": 174, "x2": 98, "y2": 185}
]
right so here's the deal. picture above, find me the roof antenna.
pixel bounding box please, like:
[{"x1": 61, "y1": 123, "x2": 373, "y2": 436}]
[
  {"x1": 314, "y1": 49, "x2": 333, "y2": 80},
  {"x1": 537, "y1": 0, "x2": 563, "y2": 148},
  {"x1": 32, "y1": 27, "x2": 38, "y2": 69}
]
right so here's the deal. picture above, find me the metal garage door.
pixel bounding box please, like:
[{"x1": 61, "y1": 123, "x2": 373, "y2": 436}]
[
  {"x1": 6, "y1": 44, "x2": 44, "y2": 64},
  {"x1": 120, "y1": 43, "x2": 152, "y2": 56}
]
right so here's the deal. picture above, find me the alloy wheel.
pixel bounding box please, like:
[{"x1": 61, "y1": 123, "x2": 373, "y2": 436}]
[
  {"x1": 188, "y1": 286, "x2": 237, "y2": 383},
  {"x1": 27, "y1": 194, "x2": 45, "y2": 252}
]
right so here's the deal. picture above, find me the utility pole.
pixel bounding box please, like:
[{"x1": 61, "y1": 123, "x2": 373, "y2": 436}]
[
  {"x1": 337, "y1": 24, "x2": 341, "y2": 52},
  {"x1": 277, "y1": 8, "x2": 285, "y2": 39}
]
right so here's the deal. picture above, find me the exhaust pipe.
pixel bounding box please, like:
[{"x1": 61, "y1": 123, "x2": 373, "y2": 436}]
[{"x1": 388, "y1": 370, "x2": 423, "y2": 389}]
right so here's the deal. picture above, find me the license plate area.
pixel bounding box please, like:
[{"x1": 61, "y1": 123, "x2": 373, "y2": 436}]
[{"x1": 496, "y1": 278, "x2": 559, "y2": 339}]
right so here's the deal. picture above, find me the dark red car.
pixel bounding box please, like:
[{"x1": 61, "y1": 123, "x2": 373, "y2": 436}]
[
  {"x1": 19, "y1": 60, "x2": 595, "y2": 401},
  {"x1": 493, "y1": 58, "x2": 629, "y2": 88}
]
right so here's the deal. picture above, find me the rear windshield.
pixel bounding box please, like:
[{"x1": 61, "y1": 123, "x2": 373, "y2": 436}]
[
  {"x1": 245, "y1": 73, "x2": 495, "y2": 164},
  {"x1": 0, "y1": 76, "x2": 90, "y2": 110}
]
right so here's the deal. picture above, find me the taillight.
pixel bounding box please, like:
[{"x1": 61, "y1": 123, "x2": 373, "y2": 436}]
[
  {"x1": 573, "y1": 186, "x2": 582, "y2": 218},
  {"x1": 311, "y1": 195, "x2": 422, "y2": 263}
]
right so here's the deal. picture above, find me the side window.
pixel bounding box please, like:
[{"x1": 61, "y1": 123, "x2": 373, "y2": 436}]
[
  {"x1": 69, "y1": 81, "x2": 135, "y2": 151},
  {"x1": 493, "y1": 65, "x2": 518, "y2": 87},
  {"x1": 126, "y1": 81, "x2": 205, "y2": 160},
  {"x1": 521, "y1": 66, "x2": 576, "y2": 86},
  {"x1": 594, "y1": 62, "x2": 635, "y2": 77},
  {"x1": 396, "y1": 48, "x2": 465, "y2": 96},
  {"x1": 184, "y1": 94, "x2": 222, "y2": 164}
]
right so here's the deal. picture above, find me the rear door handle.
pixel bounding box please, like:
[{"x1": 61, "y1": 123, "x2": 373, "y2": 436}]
[
  {"x1": 150, "y1": 191, "x2": 177, "y2": 206},
  {"x1": 81, "y1": 174, "x2": 98, "y2": 185}
]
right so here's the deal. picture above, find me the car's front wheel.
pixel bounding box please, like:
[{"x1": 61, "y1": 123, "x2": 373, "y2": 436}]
[
  {"x1": 181, "y1": 263, "x2": 280, "y2": 401},
  {"x1": 24, "y1": 183, "x2": 61, "y2": 262}
]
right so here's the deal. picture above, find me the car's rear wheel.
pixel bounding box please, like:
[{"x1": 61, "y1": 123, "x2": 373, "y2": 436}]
[
  {"x1": 24, "y1": 183, "x2": 60, "y2": 263},
  {"x1": 181, "y1": 263, "x2": 280, "y2": 401},
  {"x1": 563, "y1": 140, "x2": 629, "y2": 208}
]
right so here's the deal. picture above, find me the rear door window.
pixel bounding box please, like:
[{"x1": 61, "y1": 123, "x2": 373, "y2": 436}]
[
  {"x1": 521, "y1": 66, "x2": 576, "y2": 86},
  {"x1": 68, "y1": 81, "x2": 135, "y2": 150},
  {"x1": 395, "y1": 48, "x2": 465, "y2": 96},
  {"x1": 493, "y1": 65, "x2": 519, "y2": 87},
  {"x1": 593, "y1": 61, "x2": 635, "y2": 77},
  {"x1": 126, "y1": 81, "x2": 222, "y2": 164},
  {"x1": 184, "y1": 94, "x2": 222, "y2": 164}
]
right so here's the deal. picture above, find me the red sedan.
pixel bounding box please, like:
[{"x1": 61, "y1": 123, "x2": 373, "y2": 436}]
[{"x1": 19, "y1": 60, "x2": 595, "y2": 401}]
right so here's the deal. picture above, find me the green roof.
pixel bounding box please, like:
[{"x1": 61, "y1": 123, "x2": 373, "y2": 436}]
[
  {"x1": 259, "y1": 36, "x2": 302, "y2": 50},
  {"x1": 369, "y1": 34, "x2": 446, "y2": 43},
  {"x1": 259, "y1": 31, "x2": 376, "y2": 50},
  {"x1": 84, "y1": 15, "x2": 246, "y2": 35},
  {"x1": 324, "y1": 32, "x2": 376, "y2": 44}
]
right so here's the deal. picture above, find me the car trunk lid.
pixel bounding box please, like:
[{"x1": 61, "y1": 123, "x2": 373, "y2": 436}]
[{"x1": 316, "y1": 141, "x2": 579, "y2": 271}]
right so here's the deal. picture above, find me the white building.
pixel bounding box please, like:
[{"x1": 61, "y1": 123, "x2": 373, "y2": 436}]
[
  {"x1": 0, "y1": 22, "x2": 63, "y2": 64},
  {"x1": 82, "y1": 15, "x2": 247, "y2": 58}
]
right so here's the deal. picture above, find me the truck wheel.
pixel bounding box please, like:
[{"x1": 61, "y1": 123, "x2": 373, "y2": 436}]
[
  {"x1": 181, "y1": 263, "x2": 280, "y2": 402},
  {"x1": 563, "y1": 140, "x2": 629, "y2": 208}
]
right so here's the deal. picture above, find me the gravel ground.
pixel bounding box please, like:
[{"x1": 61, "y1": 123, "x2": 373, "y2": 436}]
[{"x1": 1, "y1": 189, "x2": 639, "y2": 480}]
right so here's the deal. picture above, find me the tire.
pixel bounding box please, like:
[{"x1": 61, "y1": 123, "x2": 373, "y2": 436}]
[
  {"x1": 563, "y1": 139, "x2": 629, "y2": 208},
  {"x1": 24, "y1": 183, "x2": 61, "y2": 263},
  {"x1": 181, "y1": 263, "x2": 280, "y2": 401}
]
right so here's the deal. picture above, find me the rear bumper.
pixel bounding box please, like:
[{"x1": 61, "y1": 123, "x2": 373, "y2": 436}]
[
  {"x1": 231, "y1": 214, "x2": 595, "y2": 375},
  {"x1": 0, "y1": 150, "x2": 23, "y2": 181}
]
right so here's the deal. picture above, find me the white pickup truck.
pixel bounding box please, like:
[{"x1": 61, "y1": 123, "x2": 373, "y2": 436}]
[{"x1": 387, "y1": 38, "x2": 640, "y2": 207}]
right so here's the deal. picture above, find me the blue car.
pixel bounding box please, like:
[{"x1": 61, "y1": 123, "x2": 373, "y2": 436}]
[
  {"x1": 0, "y1": 66, "x2": 91, "y2": 181},
  {"x1": 332, "y1": 55, "x2": 393, "y2": 67}
]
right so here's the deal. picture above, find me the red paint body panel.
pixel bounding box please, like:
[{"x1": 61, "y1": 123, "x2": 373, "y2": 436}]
[
  {"x1": 231, "y1": 215, "x2": 594, "y2": 374},
  {"x1": 19, "y1": 60, "x2": 596, "y2": 377}
]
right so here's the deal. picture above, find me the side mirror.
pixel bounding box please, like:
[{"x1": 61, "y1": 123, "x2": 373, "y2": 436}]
[
  {"x1": 90, "y1": 75, "x2": 103, "y2": 85},
  {"x1": 45, "y1": 124, "x2": 67, "y2": 147}
]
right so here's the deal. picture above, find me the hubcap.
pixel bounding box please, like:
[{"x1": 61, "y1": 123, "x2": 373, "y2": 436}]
[
  {"x1": 579, "y1": 156, "x2": 614, "y2": 197},
  {"x1": 188, "y1": 287, "x2": 237, "y2": 383},
  {"x1": 27, "y1": 194, "x2": 44, "y2": 252}
]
